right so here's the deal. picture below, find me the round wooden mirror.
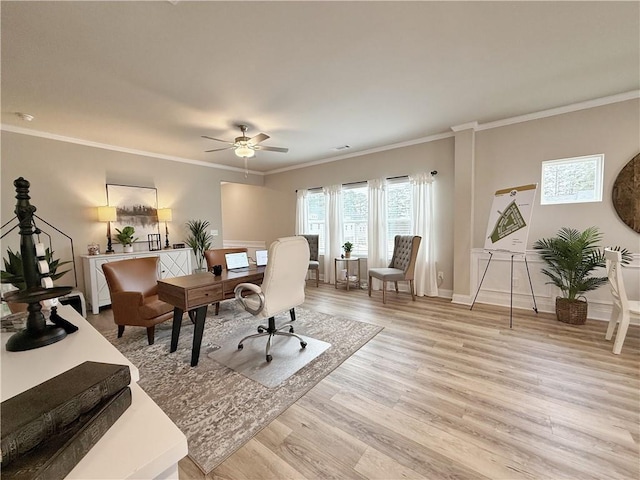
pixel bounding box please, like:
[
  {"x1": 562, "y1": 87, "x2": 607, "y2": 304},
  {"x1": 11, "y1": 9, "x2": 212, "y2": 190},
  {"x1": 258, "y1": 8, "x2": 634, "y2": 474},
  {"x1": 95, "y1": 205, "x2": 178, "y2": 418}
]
[{"x1": 612, "y1": 152, "x2": 640, "y2": 233}]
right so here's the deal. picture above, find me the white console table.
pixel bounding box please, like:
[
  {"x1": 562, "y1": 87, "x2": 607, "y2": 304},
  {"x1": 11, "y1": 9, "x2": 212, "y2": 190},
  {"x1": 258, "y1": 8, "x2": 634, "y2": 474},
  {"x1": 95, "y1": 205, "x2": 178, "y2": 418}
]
[
  {"x1": 82, "y1": 248, "x2": 192, "y2": 314},
  {"x1": 1, "y1": 304, "x2": 188, "y2": 479}
]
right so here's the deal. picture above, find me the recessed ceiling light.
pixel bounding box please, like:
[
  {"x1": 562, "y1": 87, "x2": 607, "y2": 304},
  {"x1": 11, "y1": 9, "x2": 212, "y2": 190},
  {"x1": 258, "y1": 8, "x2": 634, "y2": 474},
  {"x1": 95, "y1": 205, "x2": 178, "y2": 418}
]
[
  {"x1": 15, "y1": 112, "x2": 34, "y2": 122},
  {"x1": 333, "y1": 145, "x2": 351, "y2": 151}
]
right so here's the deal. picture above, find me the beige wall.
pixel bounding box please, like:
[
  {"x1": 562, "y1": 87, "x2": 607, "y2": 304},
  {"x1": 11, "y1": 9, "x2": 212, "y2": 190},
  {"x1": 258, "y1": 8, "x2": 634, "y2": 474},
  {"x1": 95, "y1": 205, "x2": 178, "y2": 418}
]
[
  {"x1": 228, "y1": 99, "x2": 639, "y2": 299},
  {"x1": 255, "y1": 139, "x2": 457, "y2": 291},
  {"x1": 1, "y1": 131, "x2": 263, "y2": 292},
  {"x1": 474, "y1": 99, "x2": 640, "y2": 253},
  {"x1": 3, "y1": 98, "x2": 638, "y2": 303}
]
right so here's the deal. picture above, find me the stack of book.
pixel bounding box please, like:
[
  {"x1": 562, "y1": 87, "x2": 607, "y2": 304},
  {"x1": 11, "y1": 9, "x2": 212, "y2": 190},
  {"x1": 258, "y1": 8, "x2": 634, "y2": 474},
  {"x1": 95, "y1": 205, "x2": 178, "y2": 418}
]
[{"x1": 1, "y1": 361, "x2": 132, "y2": 479}]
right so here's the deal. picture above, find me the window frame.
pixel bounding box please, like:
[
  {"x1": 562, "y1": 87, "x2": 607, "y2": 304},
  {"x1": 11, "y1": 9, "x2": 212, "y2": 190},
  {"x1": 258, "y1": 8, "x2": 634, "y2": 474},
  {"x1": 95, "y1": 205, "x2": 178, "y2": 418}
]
[{"x1": 540, "y1": 154, "x2": 604, "y2": 205}]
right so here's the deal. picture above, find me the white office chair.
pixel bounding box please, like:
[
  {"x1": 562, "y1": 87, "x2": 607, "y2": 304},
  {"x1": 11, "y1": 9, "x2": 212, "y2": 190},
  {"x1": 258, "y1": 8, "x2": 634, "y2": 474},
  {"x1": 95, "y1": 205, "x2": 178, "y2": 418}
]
[
  {"x1": 234, "y1": 236, "x2": 310, "y2": 362},
  {"x1": 604, "y1": 248, "x2": 640, "y2": 354}
]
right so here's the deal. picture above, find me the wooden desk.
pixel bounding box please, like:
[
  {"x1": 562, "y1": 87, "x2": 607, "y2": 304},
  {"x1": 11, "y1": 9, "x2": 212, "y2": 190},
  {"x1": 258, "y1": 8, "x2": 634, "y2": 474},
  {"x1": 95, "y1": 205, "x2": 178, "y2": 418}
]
[
  {"x1": 1, "y1": 305, "x2": 188, "y2": 479},
  {"x1": 157, "y1": 267, "x2": 265, "y2": 367}
]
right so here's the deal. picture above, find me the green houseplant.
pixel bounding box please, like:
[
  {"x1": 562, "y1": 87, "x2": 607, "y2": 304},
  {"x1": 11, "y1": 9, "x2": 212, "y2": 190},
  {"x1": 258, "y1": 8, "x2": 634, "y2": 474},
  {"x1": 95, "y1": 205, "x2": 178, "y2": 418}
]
[
  {"x1": 185, "y1": 219, "x2": 213, "y2": 272},
  {"x1": 533, "y1": 226, "x2": 630, "y2": 324},
  {"x1": 114, "y1": 226, "x2": 138, "y2": 253},
  {"x1": 342, "y1": 241, "x2": 353, "y2": 258}
]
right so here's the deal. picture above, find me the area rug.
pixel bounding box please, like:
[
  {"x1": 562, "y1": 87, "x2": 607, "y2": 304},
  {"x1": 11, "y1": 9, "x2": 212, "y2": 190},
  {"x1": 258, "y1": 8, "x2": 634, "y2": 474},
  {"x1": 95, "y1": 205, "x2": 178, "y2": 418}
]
[{"x1": 103, "y1": 302, "x2": 382, "y2": 474}]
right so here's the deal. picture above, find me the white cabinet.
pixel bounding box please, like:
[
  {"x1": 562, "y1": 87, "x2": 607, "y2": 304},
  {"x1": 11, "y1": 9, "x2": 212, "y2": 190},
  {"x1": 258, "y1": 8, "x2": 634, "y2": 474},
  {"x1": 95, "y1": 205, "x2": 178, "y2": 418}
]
[{"x1": 81, "y1": 249, "x2": 192, "y2": 314}]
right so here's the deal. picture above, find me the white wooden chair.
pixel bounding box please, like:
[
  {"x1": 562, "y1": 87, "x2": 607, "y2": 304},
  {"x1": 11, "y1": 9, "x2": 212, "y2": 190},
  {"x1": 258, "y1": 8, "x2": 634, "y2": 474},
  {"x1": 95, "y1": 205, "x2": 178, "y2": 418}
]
[{"x1": 604, "y1": 248, "x2": 640, "y2": 354}]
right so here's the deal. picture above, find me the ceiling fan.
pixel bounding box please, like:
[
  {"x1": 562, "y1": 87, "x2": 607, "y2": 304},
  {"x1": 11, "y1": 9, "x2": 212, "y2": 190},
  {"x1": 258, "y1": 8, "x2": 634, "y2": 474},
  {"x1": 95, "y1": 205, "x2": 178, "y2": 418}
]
[{"x1": 202, "y1": 124, "x2": 289, "y2": 159}]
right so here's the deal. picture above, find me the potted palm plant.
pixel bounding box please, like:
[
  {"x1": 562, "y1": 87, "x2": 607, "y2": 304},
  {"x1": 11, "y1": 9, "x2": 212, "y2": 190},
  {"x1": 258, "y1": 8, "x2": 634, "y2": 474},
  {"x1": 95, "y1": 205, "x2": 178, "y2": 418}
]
[
  {"x1": 533, "y1": 226, "x2": 630, "y2": 324},
  {"x1": 114, "y1": 226, "x2": 138, "y2": 253},
  {"x1": 185, "y1": 219, "x2": 213, "y2": 272}
]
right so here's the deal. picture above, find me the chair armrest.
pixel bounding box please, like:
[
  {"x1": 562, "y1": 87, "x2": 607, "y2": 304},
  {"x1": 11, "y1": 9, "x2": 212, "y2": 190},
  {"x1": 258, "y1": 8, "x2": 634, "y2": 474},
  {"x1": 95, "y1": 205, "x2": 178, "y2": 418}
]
[
  {"x1": 110, "y1": 291, "x2": 145, "y2": 325},
  {"x1": 234, "y1": 283, "x2": 265, "y2": 315}
]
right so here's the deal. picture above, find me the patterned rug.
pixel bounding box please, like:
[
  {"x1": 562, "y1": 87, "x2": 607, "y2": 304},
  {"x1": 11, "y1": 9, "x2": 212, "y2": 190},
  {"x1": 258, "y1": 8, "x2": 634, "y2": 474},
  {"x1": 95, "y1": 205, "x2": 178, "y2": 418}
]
[{"x1": 103, "y1": 301, "x2": 382, "y2": 474}]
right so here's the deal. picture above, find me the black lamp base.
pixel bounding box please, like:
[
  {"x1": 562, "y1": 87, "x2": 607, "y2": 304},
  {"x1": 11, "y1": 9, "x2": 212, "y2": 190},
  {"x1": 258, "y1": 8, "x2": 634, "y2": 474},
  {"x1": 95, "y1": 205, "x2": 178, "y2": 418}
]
[{"x1": 6, "y1": 324, "x2": 67, "y2": 351}]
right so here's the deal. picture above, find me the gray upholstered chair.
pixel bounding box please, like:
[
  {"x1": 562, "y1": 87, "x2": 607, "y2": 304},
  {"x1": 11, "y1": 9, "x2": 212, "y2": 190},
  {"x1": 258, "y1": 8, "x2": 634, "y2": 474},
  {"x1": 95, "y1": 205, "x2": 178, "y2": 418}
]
[
  {"x1": 300, "y1": 234, "x2": 319, "y2": 286},
  {"x1": 234, "y1": 236, "x2": 310, "y2": 362},
  {"x1": 368, "y1": 235, "x2": 422, "y2": 304}
]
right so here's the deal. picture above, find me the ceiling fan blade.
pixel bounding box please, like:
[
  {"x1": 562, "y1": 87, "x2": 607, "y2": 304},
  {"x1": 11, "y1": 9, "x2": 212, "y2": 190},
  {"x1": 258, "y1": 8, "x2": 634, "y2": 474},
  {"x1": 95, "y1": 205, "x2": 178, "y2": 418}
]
[
  {"x1": 205, "y1": 146, "x2": 234, "y2": 152},
  {"x1": 249, "y1": 133, "x2": 269, "y2": 145},
  {"x1": 201, "y1": 135, "x2": 233, "y2": 144},
  {"x1": 255, "y1": 145, "x2": 289, "y2": 153}
]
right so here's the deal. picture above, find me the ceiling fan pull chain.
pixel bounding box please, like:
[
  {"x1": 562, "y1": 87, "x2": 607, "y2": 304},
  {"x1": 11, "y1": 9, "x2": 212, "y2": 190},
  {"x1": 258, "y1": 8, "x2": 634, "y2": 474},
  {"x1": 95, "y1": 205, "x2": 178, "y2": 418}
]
[{"x1": 244, "y1": 157, "x2": 248, "y2": 177}]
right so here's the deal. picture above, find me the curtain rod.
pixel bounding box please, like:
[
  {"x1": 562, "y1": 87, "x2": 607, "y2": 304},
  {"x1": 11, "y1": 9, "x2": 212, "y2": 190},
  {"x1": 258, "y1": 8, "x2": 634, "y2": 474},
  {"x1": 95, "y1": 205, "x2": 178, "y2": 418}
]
[{"x1": 299, "y1": 171, "x2": 438, "y2": 192}]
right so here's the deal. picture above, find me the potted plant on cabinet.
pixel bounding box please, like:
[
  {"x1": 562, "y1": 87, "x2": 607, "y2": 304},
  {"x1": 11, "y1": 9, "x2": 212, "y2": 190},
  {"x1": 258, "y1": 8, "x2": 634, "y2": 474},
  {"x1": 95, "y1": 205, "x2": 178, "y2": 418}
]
[
  {"x1": 342, "y1": 242, "x2": 353, "y2": 259},
  {"x1": 185, "y1": 219, "x2": 213, "y2": 272},
  {"x1": 533, "y1": 226, "x2": 630, "y2": 325},
  {"x1": 114, "y1": 226, "x2": 138, "y2": 253}
]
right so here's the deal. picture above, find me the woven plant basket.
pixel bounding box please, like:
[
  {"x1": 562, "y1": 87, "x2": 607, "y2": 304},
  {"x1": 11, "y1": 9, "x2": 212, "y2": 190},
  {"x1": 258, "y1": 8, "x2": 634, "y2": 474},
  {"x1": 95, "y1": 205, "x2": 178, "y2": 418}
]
[{"x1": 555, "y1": 297, "x2": 588, "y2": 325}]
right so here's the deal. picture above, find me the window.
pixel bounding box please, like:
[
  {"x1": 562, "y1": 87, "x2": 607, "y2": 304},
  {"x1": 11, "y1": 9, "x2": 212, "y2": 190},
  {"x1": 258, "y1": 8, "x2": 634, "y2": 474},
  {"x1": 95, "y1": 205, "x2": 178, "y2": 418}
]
[
  {"x1": 299, "y1": 176, "x2": 416, "y2": 258},
  {"x1": 306, "y1": 190, "x2": 325, "y2": 252},
  {"x1": 386, "y1": 178, "x2": 412, "y2": 257},
  {"x1": 541, "y1": 154, "x2": 604, "y2": 205},
  {"x1": 341, "y1": 184, "x2": 368, "y2": 255}
]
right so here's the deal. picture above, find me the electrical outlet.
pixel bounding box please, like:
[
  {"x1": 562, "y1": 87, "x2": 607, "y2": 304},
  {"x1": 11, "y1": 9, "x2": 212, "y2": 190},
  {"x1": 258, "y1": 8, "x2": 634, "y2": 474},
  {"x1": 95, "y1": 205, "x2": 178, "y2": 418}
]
[{"x1": 210, "y1": 229, "x2": 218, "y2": 236}]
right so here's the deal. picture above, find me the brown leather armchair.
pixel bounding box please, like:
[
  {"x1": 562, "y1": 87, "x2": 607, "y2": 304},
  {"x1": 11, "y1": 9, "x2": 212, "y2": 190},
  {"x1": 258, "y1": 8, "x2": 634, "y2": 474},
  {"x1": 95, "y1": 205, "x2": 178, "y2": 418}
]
[
  {"x1": 204, "y1": 248, "x2": 249, "y2": 314},
  {"x1": 101, "y1": 256, "x2": 174, "y2": 345}
]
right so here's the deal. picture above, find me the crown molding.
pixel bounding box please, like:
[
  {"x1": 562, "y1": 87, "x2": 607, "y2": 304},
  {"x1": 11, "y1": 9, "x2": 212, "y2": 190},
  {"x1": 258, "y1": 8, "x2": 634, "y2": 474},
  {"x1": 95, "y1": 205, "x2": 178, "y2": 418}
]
[
  {"x1": 265, "y1": 131, "x2": 454, "y2": 175},
  {"x1": 476, "y1": 90, "x2": 640, "y2": 131},
  {"x1": 451, "y1": 121, "x2": 478, "y2": 132},
  {"x1": 0, "y1": 124, "x2": 264, "y2": 176}
]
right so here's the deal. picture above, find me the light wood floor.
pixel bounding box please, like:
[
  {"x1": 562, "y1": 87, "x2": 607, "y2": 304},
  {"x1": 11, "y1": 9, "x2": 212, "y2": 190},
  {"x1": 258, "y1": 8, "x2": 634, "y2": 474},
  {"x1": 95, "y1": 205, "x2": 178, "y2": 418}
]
[{"x1": 90, "y1": 284, "x2": 640, "y2": 480}]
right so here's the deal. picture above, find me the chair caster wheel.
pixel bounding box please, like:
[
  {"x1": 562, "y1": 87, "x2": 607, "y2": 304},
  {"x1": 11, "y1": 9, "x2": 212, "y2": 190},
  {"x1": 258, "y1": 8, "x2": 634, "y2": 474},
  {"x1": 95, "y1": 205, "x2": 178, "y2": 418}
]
[
  {"x1": 300, "y1": 341, "x2": 307, "y2": 349},
  {"x1": 257, "y1": 326, "x2": 265, "y2": 333},
  {"x1": 289, "y1": 327, "x2": 295, "y2": 333},
  {"x1": 266, "y1": 354, "x2": 272, "y2": 362},
  {"x1": 237, "y1": 344, "x2": 243, "y2": 350}
]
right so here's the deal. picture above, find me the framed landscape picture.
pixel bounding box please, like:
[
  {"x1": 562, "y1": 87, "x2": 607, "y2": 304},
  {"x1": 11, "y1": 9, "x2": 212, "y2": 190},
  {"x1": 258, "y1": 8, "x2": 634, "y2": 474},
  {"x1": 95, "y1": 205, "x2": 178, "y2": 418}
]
[{"x1": 106, "y1": 184, "x2": 159, "y2": 242}]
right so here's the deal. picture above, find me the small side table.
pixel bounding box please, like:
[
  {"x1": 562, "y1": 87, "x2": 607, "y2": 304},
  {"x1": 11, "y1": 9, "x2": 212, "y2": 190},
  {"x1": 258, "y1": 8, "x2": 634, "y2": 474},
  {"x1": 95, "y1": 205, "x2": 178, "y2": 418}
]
[{"x1": 335, "y1": 257, "x2": 361, "y2": 291}]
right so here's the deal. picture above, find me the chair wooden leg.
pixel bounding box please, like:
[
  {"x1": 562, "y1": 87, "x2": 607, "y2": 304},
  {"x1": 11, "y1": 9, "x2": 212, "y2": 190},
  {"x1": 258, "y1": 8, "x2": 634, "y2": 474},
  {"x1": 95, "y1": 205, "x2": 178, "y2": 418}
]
[
  {"x1": 368, "y1": 276, "x2": 372, "y2": 297},
  {"x1": 315, "y1": 269, "x2": 319, "y2": 287},
  {"x1": 612, "y1": 312, "x2": 630, "y2": 355},
  {"x1": 117, "y1": 325, "x2": 125, "y2": 338},
  {"x1": 146, "y1": 326, "x2": 155, "y2": 345},
  {"x1": 394, "y1": 281, "x2": 399, "y2": 293},
  {"x1": 410, "y1": 280, "x2": 415, "y2": 301},
  {"x1": 382, "y1": 281, "x2": 386, "y2": 304},
  {"x1": 605, "y1": 306, "x2": 619, "y2": 340}
]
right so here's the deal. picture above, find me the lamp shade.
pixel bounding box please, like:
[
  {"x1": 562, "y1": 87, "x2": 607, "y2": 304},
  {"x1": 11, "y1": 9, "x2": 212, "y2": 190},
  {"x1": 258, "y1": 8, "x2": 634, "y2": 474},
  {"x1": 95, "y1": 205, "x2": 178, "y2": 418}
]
[
  {"x1": 157, "y1": 208, "x2": 172, "y2": 222},
  {"x1": 234, "y1": 145, "x2": 255, "y2": 158},
  {"x1": 97, "y1": 206, "x2": 117, "y2": 222}
]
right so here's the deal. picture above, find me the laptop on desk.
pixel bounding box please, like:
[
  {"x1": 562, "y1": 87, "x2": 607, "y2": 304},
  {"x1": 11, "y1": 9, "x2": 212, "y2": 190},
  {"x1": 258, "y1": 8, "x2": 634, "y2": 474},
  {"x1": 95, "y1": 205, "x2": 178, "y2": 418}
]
[
  {"x1": 255, "y1": 249, "x2": 268, "y2": 267},
  {"x1": 225, "y1": 252, "x2": 250, "y2": 271}
]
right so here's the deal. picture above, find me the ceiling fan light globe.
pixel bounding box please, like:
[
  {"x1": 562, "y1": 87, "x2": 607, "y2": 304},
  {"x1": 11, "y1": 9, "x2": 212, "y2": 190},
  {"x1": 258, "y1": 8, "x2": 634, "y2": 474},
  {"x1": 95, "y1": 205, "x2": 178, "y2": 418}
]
[{"x1": 235, "y1": 145, "x2": 255, "y2": 158}]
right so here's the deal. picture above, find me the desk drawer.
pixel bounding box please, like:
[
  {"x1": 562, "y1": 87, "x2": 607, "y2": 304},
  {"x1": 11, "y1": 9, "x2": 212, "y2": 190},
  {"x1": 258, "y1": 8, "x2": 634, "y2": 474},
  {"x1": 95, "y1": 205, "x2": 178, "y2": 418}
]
[{"x1": 187, "y1": 284, "x2": 222, "y2": 308}]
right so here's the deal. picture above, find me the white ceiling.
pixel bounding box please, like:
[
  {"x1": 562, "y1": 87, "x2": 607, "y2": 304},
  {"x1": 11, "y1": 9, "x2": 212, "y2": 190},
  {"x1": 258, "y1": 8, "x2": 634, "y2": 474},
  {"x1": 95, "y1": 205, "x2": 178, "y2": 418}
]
[{"x1": 2, "y1": 1, "x2": 639, "y2": 174}]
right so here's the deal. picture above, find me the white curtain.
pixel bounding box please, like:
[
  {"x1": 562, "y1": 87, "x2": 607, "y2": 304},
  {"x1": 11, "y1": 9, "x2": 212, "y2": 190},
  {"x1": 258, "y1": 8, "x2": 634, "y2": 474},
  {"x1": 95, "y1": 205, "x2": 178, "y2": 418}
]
[
  {"x1": 367, "y1": 178, "x2": 387, "y2": 290},
  {"x1": 410, "y1": 172, "x2": 438, "y2": 297},
  {"x1": 295, "y1": 189, "x2": 307, "y2": 235},
  {"x1": 323, "y1": 184, "x2": 343, "y2": 284}
]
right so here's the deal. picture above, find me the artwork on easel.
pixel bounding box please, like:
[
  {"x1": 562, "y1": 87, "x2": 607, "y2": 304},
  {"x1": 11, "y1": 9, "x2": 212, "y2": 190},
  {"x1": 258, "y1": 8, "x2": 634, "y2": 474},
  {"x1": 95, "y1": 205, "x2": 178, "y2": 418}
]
[
  {"x1": 484, "y1": 184, "x2": 537, "y2": 253},
  {"x1": 106, "y1": 184, "x2": 159, "y2": 242}
]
